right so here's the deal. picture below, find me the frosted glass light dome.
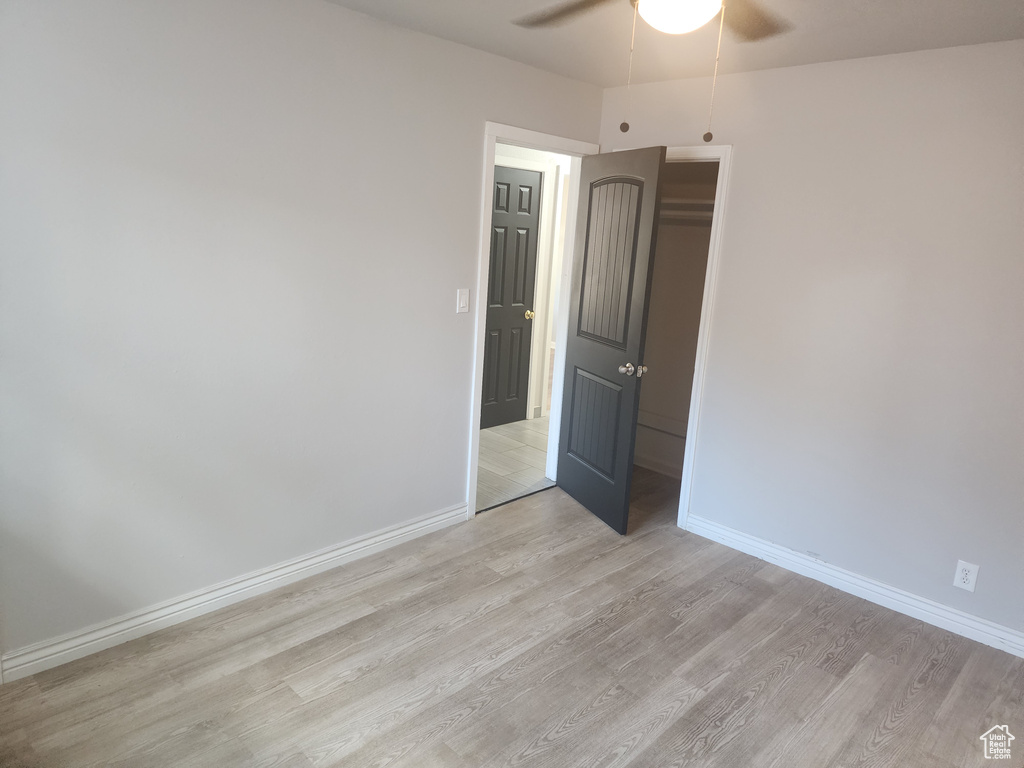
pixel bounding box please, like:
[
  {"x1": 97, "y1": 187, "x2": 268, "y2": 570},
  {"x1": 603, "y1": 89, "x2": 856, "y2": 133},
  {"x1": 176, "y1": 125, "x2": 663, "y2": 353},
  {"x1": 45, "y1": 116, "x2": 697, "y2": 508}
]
[{"x1": 637, "y1": 0, "x2": 723, "y2": 34}]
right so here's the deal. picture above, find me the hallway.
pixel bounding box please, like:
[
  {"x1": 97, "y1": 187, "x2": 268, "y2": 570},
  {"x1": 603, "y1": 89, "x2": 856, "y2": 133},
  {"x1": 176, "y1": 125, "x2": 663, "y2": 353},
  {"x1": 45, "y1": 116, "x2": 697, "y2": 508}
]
[{"x1": 476, "y1": 416, "x2": 555, "y2": 511}]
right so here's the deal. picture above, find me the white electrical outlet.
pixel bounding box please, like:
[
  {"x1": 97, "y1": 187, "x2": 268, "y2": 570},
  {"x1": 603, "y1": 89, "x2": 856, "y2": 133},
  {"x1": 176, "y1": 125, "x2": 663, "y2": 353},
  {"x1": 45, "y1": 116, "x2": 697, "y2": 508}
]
[{"x1": 953, "y1": 560, "x2": 979, "y2": 592}]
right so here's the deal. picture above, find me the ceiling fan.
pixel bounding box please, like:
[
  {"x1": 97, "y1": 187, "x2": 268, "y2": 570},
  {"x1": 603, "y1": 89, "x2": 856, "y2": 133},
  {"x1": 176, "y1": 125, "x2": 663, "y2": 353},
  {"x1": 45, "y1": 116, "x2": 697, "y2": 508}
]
[{"x1": 515, "y1": 0, "x2": 789, "y2": 41}]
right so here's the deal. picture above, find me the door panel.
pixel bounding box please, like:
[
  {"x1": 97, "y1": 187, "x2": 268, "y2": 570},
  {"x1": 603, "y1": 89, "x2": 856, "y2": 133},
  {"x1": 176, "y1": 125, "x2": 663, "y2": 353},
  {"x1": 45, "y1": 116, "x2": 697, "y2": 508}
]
[
  {"x1": 481, "y1": 166, "x2": 542, "y2": 429},
  {"x1": 557, "y1": 147, "x2": 666, "y2": 534},
  {"x1": 578, "y1": 180, "x2": 641, "y2": 347},
  {"x1": 566, "y1": 369, "x2": 621, "y2": 478}
]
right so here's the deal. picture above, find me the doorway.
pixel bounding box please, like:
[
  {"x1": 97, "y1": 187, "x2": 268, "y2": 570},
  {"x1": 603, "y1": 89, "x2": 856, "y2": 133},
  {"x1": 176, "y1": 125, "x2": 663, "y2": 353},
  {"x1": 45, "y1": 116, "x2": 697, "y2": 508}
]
[
  {"x1": 551, "y1": 147, "x2": 729, "y2": 534},
  {"x1": 467, "y1": 126, "x2": 599, "y2": 514},
  {"x1": 551, "y1": 147, "x2": 726, "y2": 534},
  {"x1": 468, "y1": 131, "x2": 730, "y2": 533},
  {"x1": 633, "y1": 160, "x2": 719, "y2": 485},
  {"x1": 476, "y1": 145, "x2": 571, "y2": 512}
]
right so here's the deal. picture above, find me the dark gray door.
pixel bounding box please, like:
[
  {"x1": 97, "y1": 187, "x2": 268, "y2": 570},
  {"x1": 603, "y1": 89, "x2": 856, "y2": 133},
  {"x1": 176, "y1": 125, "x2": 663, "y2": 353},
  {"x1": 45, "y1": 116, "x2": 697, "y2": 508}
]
[
  {"x1": 556, "y1": 147, "x2": 666, "y2": 534},
  {"x1": 481, "y1": 166, "x2": 542, "y2": 429}
]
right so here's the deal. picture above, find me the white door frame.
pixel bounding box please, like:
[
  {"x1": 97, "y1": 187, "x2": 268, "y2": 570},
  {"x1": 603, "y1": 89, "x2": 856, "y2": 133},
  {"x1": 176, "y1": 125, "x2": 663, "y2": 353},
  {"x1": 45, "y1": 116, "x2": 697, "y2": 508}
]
[
  {"x1": 665, "y1": 145, "x2": 733, "y2": 531},
  {"x1": 469, "y1": 137, "x2": 731, "y2": 528},
  {"x1": 467, "y1": 123, "x2": 599, "y2": 519}
]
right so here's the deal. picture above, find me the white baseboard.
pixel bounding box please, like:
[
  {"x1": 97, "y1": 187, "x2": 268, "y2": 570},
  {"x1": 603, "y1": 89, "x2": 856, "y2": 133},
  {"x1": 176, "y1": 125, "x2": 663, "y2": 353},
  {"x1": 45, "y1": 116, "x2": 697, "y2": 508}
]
[
  {"x1": 633, "y1": 420, "x2": 685, "y2": 479},
  {"x1": 0, "y1": 503, "x2": 467, "y2": 683},
  {"x1": 636, "y1": 409, "x2": 687, "y2": 437},
  {"x1": 633, "y1": 454, "x2": 684, "y2": 480},
  {"x1": 684, "y1": 515, "x2": 1024, "y2": 660}
]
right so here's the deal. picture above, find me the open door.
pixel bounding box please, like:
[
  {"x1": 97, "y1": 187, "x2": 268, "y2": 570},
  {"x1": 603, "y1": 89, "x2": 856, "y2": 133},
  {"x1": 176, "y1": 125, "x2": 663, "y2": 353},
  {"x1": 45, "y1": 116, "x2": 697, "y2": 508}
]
[
  {"x1": 556, "y1": 147, "x2": 666, "y2": 534},
  {"x1": 480, "y1": 166, "x2": 542, "y2": 429}
]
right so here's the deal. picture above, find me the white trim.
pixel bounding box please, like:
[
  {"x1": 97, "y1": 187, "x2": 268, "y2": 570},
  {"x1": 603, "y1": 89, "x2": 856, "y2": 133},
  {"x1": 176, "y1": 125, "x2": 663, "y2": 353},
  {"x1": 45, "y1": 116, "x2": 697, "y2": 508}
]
[
  {"x1": 537, "y1": 167, "x2": 569, "y2": 420},
  {"x1": 545, "y1": 153, "x2": 583, "y2": 481},
  {"x1": 531, "y1": 160, "x2": 558, "y2": 421},
  {"x1": 665, "y1": 145, "x2": 733, "y2": 531},
  {"x1": 634, "y1": 409, "x2": 686, "y2": 479},
  {"x1": 633, "y1": 453, "x2": 684, "y2": 480},
  {"x1": 468, "y1": 123, "x2": 599, "y2": 516},
  {"x1": 541, "y1": 172, "x2": 572, "y2": 421},
  {"x1": 685, "y1": 514, "x2": 1024, "y2": 659},
  {"x1": 0, "y1": 503, "x2": 466, "y2": 683},
  {"x1": 484, "y1": 123, "x2": 598, "y2": 157},
  {"x1": 637, "y1": 409, "x2": 687, "y2": 438}
]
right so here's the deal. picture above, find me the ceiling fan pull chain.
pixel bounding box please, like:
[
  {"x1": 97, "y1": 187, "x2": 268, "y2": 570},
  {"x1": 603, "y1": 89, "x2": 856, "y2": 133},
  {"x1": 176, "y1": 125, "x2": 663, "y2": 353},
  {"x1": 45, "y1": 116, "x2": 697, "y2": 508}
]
[
  {"x1": 704, "y1": 2, "x2": 726, "y2": 142},
  {"x1": 620, "y1": 0, "x2": 639, "y2": 133}
]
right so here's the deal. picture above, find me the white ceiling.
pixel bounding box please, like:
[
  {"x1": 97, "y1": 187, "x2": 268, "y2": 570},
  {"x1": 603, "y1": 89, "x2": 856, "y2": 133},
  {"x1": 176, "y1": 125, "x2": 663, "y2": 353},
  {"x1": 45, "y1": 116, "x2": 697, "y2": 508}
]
[{"x1": 322, "y1": 0, "x2": 1024, "y2": 87}]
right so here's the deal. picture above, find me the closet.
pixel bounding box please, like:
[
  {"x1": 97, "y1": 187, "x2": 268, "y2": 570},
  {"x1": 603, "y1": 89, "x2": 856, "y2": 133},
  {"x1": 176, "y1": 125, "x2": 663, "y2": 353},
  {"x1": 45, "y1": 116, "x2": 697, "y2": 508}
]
[{"x1": 634, "y1": 161, "x2": 719, "y2": 479}]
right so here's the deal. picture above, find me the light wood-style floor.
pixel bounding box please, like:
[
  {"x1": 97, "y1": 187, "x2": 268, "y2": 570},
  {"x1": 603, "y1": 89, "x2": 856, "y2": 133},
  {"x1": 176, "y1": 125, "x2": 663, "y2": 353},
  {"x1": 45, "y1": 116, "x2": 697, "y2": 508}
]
[
  {"x1": 2, "y1": 469, "x2": 1021, "y2": 767},
  {"x1": 476, "y1": 415, "x2": 555, "y2": 512}
]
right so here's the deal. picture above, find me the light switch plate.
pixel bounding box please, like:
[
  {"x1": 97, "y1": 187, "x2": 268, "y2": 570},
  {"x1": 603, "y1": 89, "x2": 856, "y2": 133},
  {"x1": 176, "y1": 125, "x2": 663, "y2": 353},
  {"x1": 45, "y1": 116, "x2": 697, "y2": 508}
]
[{"x1": 456, "y1": 288, "x2": 470, "y2": 314}]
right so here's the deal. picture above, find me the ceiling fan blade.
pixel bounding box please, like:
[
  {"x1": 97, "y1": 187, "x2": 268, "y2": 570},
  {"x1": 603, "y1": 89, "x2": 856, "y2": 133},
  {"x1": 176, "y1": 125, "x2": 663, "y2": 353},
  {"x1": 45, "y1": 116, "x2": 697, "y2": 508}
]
[
  {"x1": 724, "y1": 0, "x2": 791, "y2": 41},
  {"x1": 514, "y1": 0, "x2": 619, "y2": 28}
]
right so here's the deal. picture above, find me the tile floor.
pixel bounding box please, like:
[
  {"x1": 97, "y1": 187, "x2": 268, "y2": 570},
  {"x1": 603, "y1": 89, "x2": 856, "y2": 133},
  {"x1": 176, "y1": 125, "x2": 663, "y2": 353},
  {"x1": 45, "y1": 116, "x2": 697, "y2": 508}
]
[{"x1": 476, "y1": 415, "x2": 556, "y2": 512}]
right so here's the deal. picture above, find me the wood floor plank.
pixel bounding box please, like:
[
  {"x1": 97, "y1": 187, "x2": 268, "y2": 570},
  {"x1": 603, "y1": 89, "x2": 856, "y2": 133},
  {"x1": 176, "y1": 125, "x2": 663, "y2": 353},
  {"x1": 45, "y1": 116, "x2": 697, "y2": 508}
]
[
  {"x1": 668, "y1": 577, "x2": 846, "y2": 692},
  {"x1": 481, "y1": 680, "x2": 637, "y2": 767},
  {"x1": 40, "y1": 674, "x2": 271, "y2": 768},
  {"x1": 443, "y1": 657, "x2": 622, "y2": 764},
  {"x1": 759, "y1": 652, "x2": 894, "y2": 768},
  {"x1": 0, "y1": 736, "x2": 41, "y2": 768},
  {"x1": 917, "y1": 644, "x2": 1022, "y2": 766},
  {"x1": 297, "y1": 605, "x2": 572, "y2": 767},
  {"x1": 284, "y1": 606, "x2": 593, "y2": 768},
  {"x1": 249, "y1": 753, "x2": 316, "y2": 768},
  {"x1": 420, "y1": 491, "x2": 580, "y2": 569},
  {"x1": 24, "y1": 672, "x2": 188, "y2": 756},
  {"x1": 826, "y1": 629, "x2": 970, "y2": 768},
  {"x1": 634, "y1": 601, "x2": 854, "y2": 767},
  {"x1": 237, "y1": 576, "x2": 579, "y2": 760},
  {"x1": 610, "y1": 576, "x2": 778, "y2": 695},
  {"x1": 809, "y1": 597, "x2": 888, "y2": 678},
  {"x1": 0, "y1": 677, "x2": 46, "y2": 736},
  {"x1": 2, "y1": 468, "x2": 1020, "y2": 768},
  {"x1": 565, "y1": 671, "x2": 709, "y2": 768},
  {"x1": 390, "y1": 741, "x2": 476, "y2": 768},
  {"x1": 296, "y1": 532, "x2": 716, "y2": 765}
]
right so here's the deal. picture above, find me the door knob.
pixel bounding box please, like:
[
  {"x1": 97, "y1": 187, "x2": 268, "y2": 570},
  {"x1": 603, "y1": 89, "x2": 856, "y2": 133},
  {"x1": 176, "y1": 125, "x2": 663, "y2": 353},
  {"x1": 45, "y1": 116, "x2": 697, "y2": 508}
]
[
  {"x1": 524, "y1": 310, "x2": 535, "y2": 320},
  {"x1": 618, "y1": 363, "x2": 635, "y2": 376},
  {"x1": 636, "y1": 365, "x2": 648, "y2": 378}
]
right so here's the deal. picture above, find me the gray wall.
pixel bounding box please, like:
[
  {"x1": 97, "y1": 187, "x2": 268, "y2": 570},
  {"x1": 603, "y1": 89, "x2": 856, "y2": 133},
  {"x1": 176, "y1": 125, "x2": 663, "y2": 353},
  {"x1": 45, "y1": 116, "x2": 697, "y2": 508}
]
[
  {"x1": 0, "y1": 0, "x2": 602, "y2": 654},
  {"x1": 601, "y1": 41, "x2": 1024, "y2": 632},
  {"x1": 3, "y1": 0, "x2": 1020, "y2": 665}
]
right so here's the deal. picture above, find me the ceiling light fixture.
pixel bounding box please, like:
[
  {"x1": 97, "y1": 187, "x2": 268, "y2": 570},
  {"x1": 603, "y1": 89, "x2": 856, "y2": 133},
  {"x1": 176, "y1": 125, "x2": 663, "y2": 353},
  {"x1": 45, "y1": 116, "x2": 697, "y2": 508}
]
[{"x1": 636, "y1": 0, "x2": 722, "y2": 34}]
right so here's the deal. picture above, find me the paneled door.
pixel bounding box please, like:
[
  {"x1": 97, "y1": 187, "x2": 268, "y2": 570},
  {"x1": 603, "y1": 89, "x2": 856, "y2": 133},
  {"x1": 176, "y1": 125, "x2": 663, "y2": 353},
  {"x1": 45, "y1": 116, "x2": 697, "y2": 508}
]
[
  {"x1": 480, "y1": 166, "x2": 542, "y2": 429},
  {"x1": 556, "y1": 147, "x2": 666, "y2": 534}
]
